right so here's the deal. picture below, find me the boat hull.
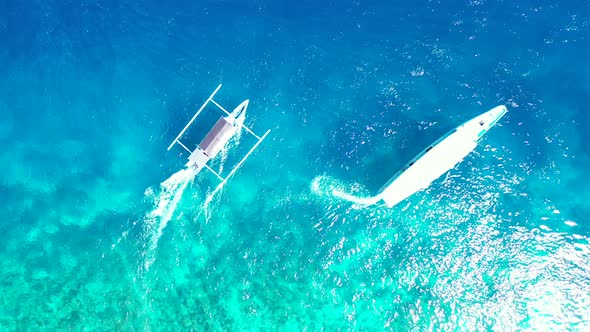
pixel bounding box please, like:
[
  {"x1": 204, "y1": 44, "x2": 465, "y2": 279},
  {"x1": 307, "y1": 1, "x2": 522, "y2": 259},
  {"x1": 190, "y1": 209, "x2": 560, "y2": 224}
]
[{"x1": 379, "y1": 105, "x2": 507, "y2": 207}]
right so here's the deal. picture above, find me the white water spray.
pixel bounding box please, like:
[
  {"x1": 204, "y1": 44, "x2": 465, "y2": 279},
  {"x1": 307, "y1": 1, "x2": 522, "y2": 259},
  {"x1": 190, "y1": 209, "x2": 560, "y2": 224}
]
[
  {"x1": 142, "y1": 167, "x2": 197, "y2": 270},
  {"x1": 310, "y1": 175, "x2": 380, "y2": 206},
  {"x1": 332, "y1": 189, "x2": 381, "y2": 206}
]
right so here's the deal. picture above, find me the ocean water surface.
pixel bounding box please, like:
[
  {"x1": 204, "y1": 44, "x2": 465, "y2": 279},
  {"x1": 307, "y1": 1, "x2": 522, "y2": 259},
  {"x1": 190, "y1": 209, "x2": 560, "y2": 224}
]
[{"x1": 1, "y1": 0, "x2": 589, "y2": 330}]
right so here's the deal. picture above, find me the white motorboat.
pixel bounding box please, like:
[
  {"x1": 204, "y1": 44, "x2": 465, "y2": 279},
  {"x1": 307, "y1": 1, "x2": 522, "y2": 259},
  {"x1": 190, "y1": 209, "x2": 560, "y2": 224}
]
[{"x1": 333, "y1": 105, "x2": 508, "y2": 207}]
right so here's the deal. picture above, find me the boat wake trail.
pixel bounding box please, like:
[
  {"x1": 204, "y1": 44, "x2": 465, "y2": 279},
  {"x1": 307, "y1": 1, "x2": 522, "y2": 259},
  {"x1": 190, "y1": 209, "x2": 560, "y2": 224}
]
[
  {"x1": 332, "y1": 189, "x2": 380, "y2": 206},
  {"x1": 310, "y1": 175, "x2": 379, "y2": 206},
  {"x1": 141, "y1": 167, "x2": 197, "y2": 270}
]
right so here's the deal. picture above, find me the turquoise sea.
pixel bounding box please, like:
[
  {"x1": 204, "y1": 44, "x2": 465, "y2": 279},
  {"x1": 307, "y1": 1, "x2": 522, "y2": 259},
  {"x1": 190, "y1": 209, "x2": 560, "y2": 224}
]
[{"x1": 1, "y1": 0, "x2": 589, "y2": 330}]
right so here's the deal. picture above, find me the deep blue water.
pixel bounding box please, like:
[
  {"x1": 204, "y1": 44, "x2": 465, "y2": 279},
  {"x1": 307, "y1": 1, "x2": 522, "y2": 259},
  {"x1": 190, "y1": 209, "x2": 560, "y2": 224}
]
[{"x1": 1, "y1": 0, "x2": 589, "y2": 330}]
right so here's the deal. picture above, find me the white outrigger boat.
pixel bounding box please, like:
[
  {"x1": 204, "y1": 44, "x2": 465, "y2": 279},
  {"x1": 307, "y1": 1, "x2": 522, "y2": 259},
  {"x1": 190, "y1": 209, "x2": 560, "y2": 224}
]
[
  {"x1": 167, "y1": 84, "x2": 270, "y2": 197},
  {"x1": 334, "y1": 105, "x2": 508, "y2": 207}
]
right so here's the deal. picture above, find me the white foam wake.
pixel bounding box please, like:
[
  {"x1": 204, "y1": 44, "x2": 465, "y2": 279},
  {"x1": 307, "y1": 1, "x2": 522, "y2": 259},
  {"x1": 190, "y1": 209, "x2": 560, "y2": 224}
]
[
  {"x1": 332, "y1": 189, "x2": 381, "y2": 205},
  {"x1": 310, "y1": 175, "x2": 380, "y2": 206},
  {"x1": 142, "y1": 167, "x2": 197, "y2": 270}
]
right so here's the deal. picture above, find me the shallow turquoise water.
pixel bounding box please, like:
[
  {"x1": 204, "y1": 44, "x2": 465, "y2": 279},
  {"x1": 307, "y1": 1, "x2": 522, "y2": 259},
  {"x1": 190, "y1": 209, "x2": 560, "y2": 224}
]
[{"x1": 1, "y1": 0, "x2": 589, "y2": 330}]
